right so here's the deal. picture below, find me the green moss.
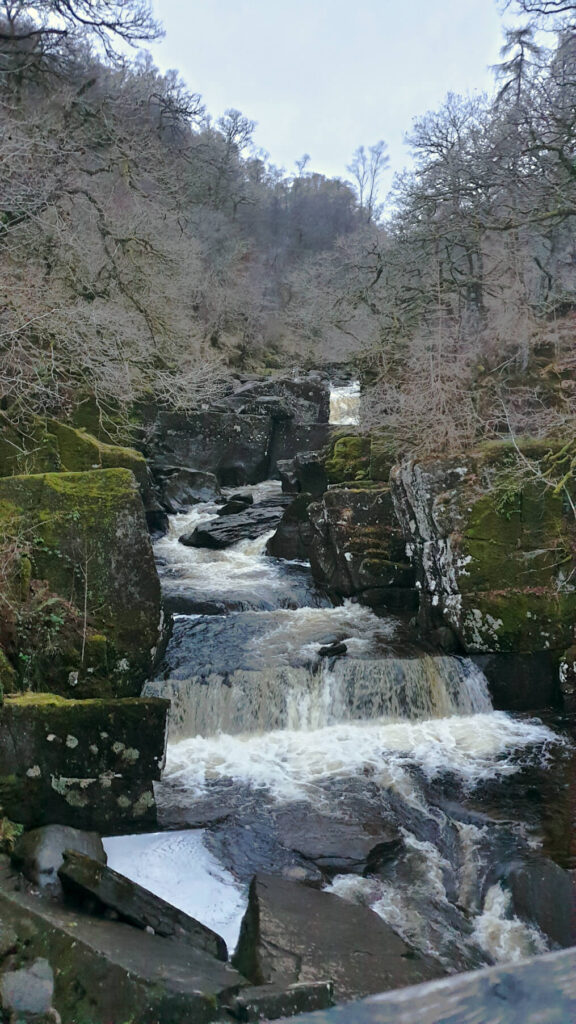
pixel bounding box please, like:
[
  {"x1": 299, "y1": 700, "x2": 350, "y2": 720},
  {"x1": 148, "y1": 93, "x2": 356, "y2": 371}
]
[
  {"x1": 460, "y1": 589, "x2": 576, "y2": 653},
  {"x1": 369, "y1": 432, "x2": 398, "y2": 482},
  {"x1": 0, "y1": 650, "x2": 16, "y2": 698},
  {"x1": 326, "y1": 434, "x2": 371, "y2": 484},
  {"x1": 0, "y1": 470, "x2": 161, "y2": 698},
  {"x1": 49, "y1": 421, "x2": 148, "y2": 489}
]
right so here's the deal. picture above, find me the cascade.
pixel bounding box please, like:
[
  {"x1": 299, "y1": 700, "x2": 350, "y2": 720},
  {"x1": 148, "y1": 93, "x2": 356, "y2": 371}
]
[
  {"x1": 108, "y1": 475, "x2": 570, "y2": 975},
  {"x1": 329, "y1": 381, "x2": 360, "y2": 425},
  {"x1": 145, "y1": 655, "x2": 492, "y2": 740}
]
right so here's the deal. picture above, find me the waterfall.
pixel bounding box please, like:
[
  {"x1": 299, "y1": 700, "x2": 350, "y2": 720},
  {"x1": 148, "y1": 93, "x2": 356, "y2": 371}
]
[
  {"x1": 144, "y1": 655, "x2": 492, "y2": 740},
  {"x1": 329, "y1": 381, "x2": 360, "y2": 425}
]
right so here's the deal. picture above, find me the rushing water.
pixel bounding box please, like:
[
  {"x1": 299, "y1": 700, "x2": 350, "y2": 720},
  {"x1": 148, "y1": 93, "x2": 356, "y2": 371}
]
[
  {"x1": 329, "y1": 381, "x2": 361, "y2": 425},
  {"x1": 108, "y1": 480, "x2": 573, "y2": 972}
]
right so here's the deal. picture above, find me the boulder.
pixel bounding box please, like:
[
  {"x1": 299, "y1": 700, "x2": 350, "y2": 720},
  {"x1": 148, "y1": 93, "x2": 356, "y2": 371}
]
[
  {"x1": 0, "y1": 694, "x2": 168, "y2": 834},
  {"x1": 0, "y1": 469, "x2": 165, "y2": 697},
  {"x1": 0, "y1": 958, "x2": 54, "y2": 1020},
  {"x1": 219, "y1": 499, "x2": 254, "y2": 516},
  {"x1": 155, "y1": 467, "x2": 221, "y2": 513},
  {"x1": 266, "y1": 494, "x2": 315, "y2": 561},
  {"x1": 12, "y1": 826, "x2": 106, "y2": 896},
  {"x1": 180, "y1": 497, "x2": 293, "y2": 550},
  {"x1": 506, "y1": 858, "x2": 576, "y2": 948},
  {"x1": 391, "y1": 440, "x2": 576, "y2": 702},
  {"x1": 148, "y1": 411, "x2": 273, "y2": 487},
  {"x1": 273, "y1": 807, "x2": 400, "y2": 875},
  {"x1": 277, "y1": 460, "x2": 300, "y2": 494},
  {"x1": 228, "y1": 981, "x2": 334, "y2": 1021},
  {"x1": 232, "y1": 875, "x2": 446, "y2": 1002},
  {"x1": 308, "y1": 487, "x2": 417, "y2": 613},
  {"x1": 0, "y1": 858, "x2": 250, "y2": 1024},
  {"x1": 226, "y1": 376, "x2": 330, "y2": 425},
  {"x1": 59, "y1": 850, "x2": 227, "y2": 960},
  {"x1": 325, "y1": 434, "x2": 371, "y2": 484}
]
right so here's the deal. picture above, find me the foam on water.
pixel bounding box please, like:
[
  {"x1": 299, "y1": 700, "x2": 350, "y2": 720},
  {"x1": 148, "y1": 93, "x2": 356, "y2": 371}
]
[
  {"x1": 163, "y1": 712, "x2": 560, "y2": 806},
  {"x1": 103, "y1": 830, "x2": 247, "y2": 952},
  {"x1": 154, "y1": 483, "x2": 299, "y2": 610},
  {"x1": 472, "y1": 883, "x2": 549, "y2": 963},
  {"x1": 330, "y1": 382, "x2": 361, "y2": 425}
]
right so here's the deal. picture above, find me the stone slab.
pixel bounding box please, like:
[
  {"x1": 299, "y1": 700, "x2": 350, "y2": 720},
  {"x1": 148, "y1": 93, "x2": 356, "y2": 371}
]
[
  {"x1": 0, "y1": 858, "x2": 249, "y2": 1024},
  {"x1": 59, "y1": 849, "x2": 227, "y2": 960}
]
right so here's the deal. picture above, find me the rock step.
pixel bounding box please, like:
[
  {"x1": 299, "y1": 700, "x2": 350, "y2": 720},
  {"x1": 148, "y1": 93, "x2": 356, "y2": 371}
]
[{"x1": 59, "y1": 849, "x2": 228, "y2": 960}]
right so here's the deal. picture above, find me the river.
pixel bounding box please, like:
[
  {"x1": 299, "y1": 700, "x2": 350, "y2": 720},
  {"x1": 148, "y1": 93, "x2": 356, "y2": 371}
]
[{"x1": 104, "y1": 468, "x2": 575, "y2": 973}]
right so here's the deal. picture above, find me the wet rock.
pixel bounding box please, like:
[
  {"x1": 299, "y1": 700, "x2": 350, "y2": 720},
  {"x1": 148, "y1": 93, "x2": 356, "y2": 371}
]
[
  {"x1": 0, "y1": 694, "x2": 168, "y2": 833},
  {"x1": 58, "y1": 849, "x2": 228, "y2": 960},
  {"x1": 162, "y1": 593, "x2": 230, "y2": 616},
  {"x1": 156, "y1": 467, "x2": 221, "y2": 512},
  {"x1": 232, "y1": 874, "x2": 446, "y2": 1002},
  {"x1": 318, "y1": 642, "x2": 347, "y2": 658},
  {"x1": 12, "y1": 826, "x2": 106, "y2": 897},
  {"x1": 228, "y1": 493, "x2": 254, "y2": 505},
  {"x1": 0, "y1": 859, "x2": 249, "y2": 1024},
  {"x1": 308, "y1": 486, "x2": 417, "y2": 613},
  {"x1": 266, "y1": 493, "x2": 315, "y2": 561},
  {"x1": 219, "y1": 499, "x2": 255, "y2": 516},
  {"x1": 506, "y1": 857, "x2": 576, "y2": 947},
  {"x1": 205, "y1": 813, "x2": 323, "y2": 886},
  {"x1": 0, "y1": 958, "x2": 54, "y2": 1020},
  {"x1": 273, "y1": 807, "x2": 400, "y2": 875},
  {"x1": 227, "y1": 981, "x2": 334, "y2": 1021},
  {"x1": 180, "y1": 497, "x2": 293, "y2": 550}
]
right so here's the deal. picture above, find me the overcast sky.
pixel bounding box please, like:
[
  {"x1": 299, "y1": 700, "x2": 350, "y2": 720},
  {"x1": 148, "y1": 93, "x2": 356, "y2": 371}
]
[{"x1": 150, "y1": 1, "x2": 515, "y2": 190}]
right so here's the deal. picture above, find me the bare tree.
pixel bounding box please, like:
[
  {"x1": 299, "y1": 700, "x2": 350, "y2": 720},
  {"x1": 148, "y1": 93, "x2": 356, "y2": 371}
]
[{"x1": 347, "y1": 140, "x2": 388, "y2": 222}]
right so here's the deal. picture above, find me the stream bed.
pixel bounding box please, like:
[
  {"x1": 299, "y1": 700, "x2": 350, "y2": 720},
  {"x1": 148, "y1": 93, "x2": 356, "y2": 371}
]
[{"x1": 105, "y1": 480, "x2": 576, "y2": 975}]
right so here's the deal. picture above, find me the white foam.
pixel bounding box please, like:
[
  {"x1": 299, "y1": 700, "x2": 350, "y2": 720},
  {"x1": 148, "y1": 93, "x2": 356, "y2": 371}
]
[
  {"x1": 473, "y1": 883, "x2": 549, "y2": 963},
  {"x1": 330, "y1": 382, "x2": 361, "y2": 425},
  {"x1": 164, "y1": 712, "x2": 560, "y2": 806},
  {"x1": 103, "y1": 830, "x2": 247, "y2": 953}
]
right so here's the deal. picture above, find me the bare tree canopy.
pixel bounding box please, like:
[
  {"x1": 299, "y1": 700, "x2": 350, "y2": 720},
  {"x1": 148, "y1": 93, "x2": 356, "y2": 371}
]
[
  {"x1": 0, "y1": 0, "x2": 162, "y2": 59},
  {"x1": 504, "y1": 0, "x2": 576, "y2": 20}
]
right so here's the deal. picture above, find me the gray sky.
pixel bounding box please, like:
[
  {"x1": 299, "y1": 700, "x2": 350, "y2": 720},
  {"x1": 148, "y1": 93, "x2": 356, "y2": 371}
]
[{"x1": 150, "y1": 1, "x2": 513, "y2": 189}]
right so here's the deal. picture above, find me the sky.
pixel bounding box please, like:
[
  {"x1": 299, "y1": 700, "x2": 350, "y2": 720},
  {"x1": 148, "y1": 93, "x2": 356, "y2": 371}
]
[{"x1": 149, "y1": 0, "x2": 516, "y2": 190}]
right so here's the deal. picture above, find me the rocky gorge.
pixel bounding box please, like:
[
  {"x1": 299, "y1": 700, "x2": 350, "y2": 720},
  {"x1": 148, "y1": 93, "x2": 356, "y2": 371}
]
[{"x1": 0, "y1": 373, "x2": 575, "y2": 1023}]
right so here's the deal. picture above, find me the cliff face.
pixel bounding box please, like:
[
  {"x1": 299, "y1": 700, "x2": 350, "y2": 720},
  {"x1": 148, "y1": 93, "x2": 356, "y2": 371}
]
[{"x1": 390, "y1": 441, "x2": 576, "y2": 656}]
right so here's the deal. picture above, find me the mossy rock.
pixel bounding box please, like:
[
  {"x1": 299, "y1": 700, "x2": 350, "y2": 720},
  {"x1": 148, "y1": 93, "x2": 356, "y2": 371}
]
[
  {"x1": 48, "y1": 421, "x2": 148, "y2": 490},
  {"x1": 369, "y1": 432, "x2": 398, "y2": 482},
  {"x1": 325, "y1": 434, "x2": 371, "y2": 484},
  {"x1": 0, "y1": 416, "x2": 60, "y2": 477},
  {"x1": 0, "y1": 470, "x2": 163, "y2": 697},
  {"x1": 454, "y1": 589, "x2": 576, "y2": 654},
  {"x1": 0, "y1": 649, "x2": 16, "y2": 698}
]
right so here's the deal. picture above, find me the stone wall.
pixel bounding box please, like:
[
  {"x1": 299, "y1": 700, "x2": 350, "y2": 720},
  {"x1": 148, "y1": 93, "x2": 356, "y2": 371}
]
[{"x1": 0, "y1": 694, "x2": 168, "y2": 833}]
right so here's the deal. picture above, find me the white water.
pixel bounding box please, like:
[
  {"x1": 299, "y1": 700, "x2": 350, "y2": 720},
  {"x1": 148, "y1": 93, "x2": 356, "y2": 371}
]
[
  {"x1": 472, "y1": 883, "x2": 549, "y2": 963},
  {"x1": 330, "y1": 381, "x2": 361, "y2": 425},
  {"x1": 130, "y1": 481, "x2": 569, "y2": 972},
  {"x1": 103, "y1": 830, "x2": 246, "y2": 952},
  {"x1": 164, "y1": 712, "x2": 559, "y2": 806},
  {"x1": 148, "y1": 655, "x2": 492, "y2": 739},
  {"x1": 155, "y1": 481, "x2": 294, "y2": 610}
]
